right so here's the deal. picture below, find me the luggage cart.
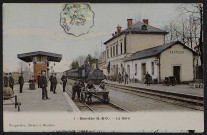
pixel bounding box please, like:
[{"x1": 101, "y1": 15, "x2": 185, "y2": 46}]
[
  {"x1": 3, "y1": 87, "x2": 21, "y2": 111},
  {"x1": 80, "y1": 88, "x2": 109, "y2": 103}
]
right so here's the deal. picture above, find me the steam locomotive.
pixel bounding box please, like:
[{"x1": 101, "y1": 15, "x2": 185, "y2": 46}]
[{"x1": 64, "y1": 62, "x2": 105, "y2": 85}]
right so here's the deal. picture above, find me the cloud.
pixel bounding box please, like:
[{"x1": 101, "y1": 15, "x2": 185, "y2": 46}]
[{"x1": 3, "y1": 28, "x2": 111, "y2": 40}]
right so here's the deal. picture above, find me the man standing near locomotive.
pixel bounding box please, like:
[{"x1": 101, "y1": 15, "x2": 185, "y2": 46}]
[
  {"x1": 18, "y1": 72, "x2": 24, "y2": 93},
  {"x1": 4, "y1": 73, "x2": 9, "y2": 87},
  {"x1": 52, "y1": 73, "x2": 58, "y2": 94},
  {"x1": 86, "y1": 81, "x2": 95, "y2": 90},
  {"x1": 99, "y1": 81, "x2": 106, "y2": 90},
  {"x1": 86, "y1": 81, "x2": 96, "y2": 101},
  {"x1": 37, "y1": 73, "x2": 41, "y2": 88},
  {"x1": 72, "y1": 81, "x2": 81, "y2": 100},
  {"x1": 79, "y1": 80, "x2": 85, "y2": 88},
  {"x1": 9, "y1": 73, "x2": 14, "y2": 91},
  {"x1": 40, "y1": 71, "x2": 49, "y2": 100},
  {"x1": 49, "y1": 73, "x2": 54, "y2": 92},
  {"x1": 61, "y1": 73, "x2": 67, "y2": 92}
]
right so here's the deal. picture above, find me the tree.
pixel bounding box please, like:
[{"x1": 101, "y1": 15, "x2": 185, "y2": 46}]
[
  {"x1": 71, "y1": 60, "x2": 79, "y2": 69},
  {"x1": 86, "y1": 54, "x2": 96, "y2": 67},
  {"x1": 164, "y1": 4, "x2": 203, "y2": 67},
  {"x1": 179, "y1": 4, "x2": 203, "y2": 67},
  {"x1": 76, "y1": 55, "x2": 86, "y2": 66}
]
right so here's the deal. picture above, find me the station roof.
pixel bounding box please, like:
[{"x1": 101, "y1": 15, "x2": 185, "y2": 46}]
[
  {"x1": 104, "y1": 21, "x2": 168, "y2": 44},
  {"x1": 17, "y1": 51, "x2": 62, "y2": 62},
  {"x1": 125, "y1": 41, "x2": 196, "y2": 61}
]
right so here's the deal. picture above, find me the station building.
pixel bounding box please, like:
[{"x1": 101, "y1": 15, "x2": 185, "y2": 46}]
[
  {"x1": 99, "y1": 19, "x2": 167, "y2": 76},
  {"x1": 99, "y1": 19, "x2": 168, "y2": 76},
  {"x1": 99, "y1": 19, "x2": 197, "y2": 83},
  {"x1": 124, "y1": 41, "x2": 196, "y2": 83}
]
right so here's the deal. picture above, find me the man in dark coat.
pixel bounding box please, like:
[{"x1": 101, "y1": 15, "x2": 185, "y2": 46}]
[
  {"x1": 9, "y1": 73, "x2": 14, "y2": 91},
  {"x1": 118, "y1": 72, "x2": 121, "y2": 84},
  {"x1": 37, "y1": 73, "x2": 41, "y2": 88},
  {"x1": 40, "y1": 71, "x2": 49, "y2": 100},
  {"x1": 18, "y1": 73, "x2": 24, "y2": 93},
  {"x1": 72, "y1": 81, "x2": 80, "y2": 100},
  {"x1": 124, "y1": 73, "x2": 129, "y2": 84},
  {"x1": 99, "y1": 81, "x2": 106, "y2": 90},
  {"x1": 49, "y1": 73, "x2": 53, "y2": 92},
  {"x1": 4, "y1": 73, "x2": 9, "y2": 87},
  {"x1": 61, "y1": 73, "x2": 67, "y2": 92},
  {"x1": 145, "y1": 72, "x2": 151, "y2": 86},
  {"x1": 79, "y1": 80, "x2": 85, "y2": 88},
  {"x1": 86, "y1": 81, "x2": 95, "y2": 90},
  {"x1": 86, "y1": 81, "x2": 95, "y2": 101},
  {"x1": 52, "y1": 73, "x2": 57, "y2": 94}
]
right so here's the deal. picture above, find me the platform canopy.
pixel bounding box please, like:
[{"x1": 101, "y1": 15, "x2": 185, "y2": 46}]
[{"x1": 17, "y1": 51, "x2": 62, "y2": 62}]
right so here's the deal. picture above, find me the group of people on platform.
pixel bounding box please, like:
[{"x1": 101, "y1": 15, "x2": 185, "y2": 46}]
[
  {"x1": 38, "y1": 72, "x2": 68, "y2": 100},
  {"x1": 4, "y1": 73, "x2": 14, "y2": 90},
  {"x1": 3, "y1": 71, "x2": 68, "y2": 100},
  {"x1": 4, "y1": 72, "x2": 24, "y2": 93},
  {"x1": 115, "y1": 72, "x2": 152, "y2": 86},
  {"x1": 72, "y1": 80, "x2": 106, "y2": 101},
  {"x1": 48, "y1": 73, "x2": 58, "y2": 94},
  {"x1": 117, "y1": 72, "x2": 129, "y2": 84}
]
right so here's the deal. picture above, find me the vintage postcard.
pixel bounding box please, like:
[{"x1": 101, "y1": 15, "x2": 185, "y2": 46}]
[{"x1": 3, "y1": 3, "x2": 204, "y2": 133}]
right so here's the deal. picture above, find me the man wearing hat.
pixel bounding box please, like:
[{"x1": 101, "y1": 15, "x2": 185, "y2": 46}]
[
  {"x1": 9, "y1": 73, "x2": 14, "y2": 91},
  {"x1": 40, "y1": 71, "x2": 49, "y2": 100},
  {"x1": 37, "y1": 73, "x2": 41, "y2": 88},
  {"x1": 99, "y1": 81, "x2": 106, "y2": 90},
  {"x1": 18, "y1": 72, "x2": 24, "y2": 93},
  {"x1": 49, "y1": 73, "x2": 54, "y2": 92},
  {"x1": 4, "y1": 73, "x2": 9, "y2": 87},
  {"x1": 86, "y1": 81, "x2": 95, "y2": 101},
  {"x1": 61, "y1": 73, "x2": 67, "y2": 92},
  {"x1": 52, "y1": 73, "x2": 57, "y2": 94}
]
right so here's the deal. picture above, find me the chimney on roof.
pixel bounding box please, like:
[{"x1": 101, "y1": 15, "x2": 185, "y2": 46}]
[
  {"x1": 117, "y1": 25, "x2": 122, "y2": 34},
  {"x1": 127, "y1": 19, "x2": 133, "y2": 28},
  {"x1": 143, "y1": 19, "x2": 148, "y2": 24}
]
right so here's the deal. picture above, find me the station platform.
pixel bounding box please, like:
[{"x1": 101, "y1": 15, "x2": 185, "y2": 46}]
[
  {"x1": 3, "y1": 83, "x2": 80, "y2": 112},
  {"x1": 105, "y1": 80, "x2": 203, "y2": 98}
]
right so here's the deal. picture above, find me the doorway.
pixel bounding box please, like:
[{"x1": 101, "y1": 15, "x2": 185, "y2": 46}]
[
  {"x1": 141, "y1": 63, "x2": 146, "y2": 83},
  {"x1": 173, "y1": 66, "x2": 180, "y2": 83}
]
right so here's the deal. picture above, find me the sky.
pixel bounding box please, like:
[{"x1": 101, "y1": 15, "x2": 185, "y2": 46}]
[{"x1": 3, "y1": 3, "x2": 182, "y2": 72}]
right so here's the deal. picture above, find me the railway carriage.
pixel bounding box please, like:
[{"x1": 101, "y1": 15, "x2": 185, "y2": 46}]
[{"x1": 64, "y1": 63, "x2": 105, "y2": 85}]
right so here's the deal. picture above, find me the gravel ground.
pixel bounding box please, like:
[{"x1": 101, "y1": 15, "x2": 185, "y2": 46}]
[{"x1": 107, "y1": 88, "x2": 201, "y2": 111}]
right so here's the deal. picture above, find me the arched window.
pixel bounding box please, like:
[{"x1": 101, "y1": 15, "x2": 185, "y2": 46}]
[{"x1": 142, "y1": 25, "x2": 147, "y2": 30}]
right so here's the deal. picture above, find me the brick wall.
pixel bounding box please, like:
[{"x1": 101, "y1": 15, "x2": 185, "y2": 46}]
[{"x1": 34, "y1": 63, "x2": 47, "y2": 82}]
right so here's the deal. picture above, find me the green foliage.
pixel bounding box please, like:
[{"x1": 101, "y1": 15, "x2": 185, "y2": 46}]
[
  {"x1": 71, "y1": 60, "x2": 79, "y2": 69},
  {"x1": 86, "y1": 54, "x2": 96, "y2": 67}
]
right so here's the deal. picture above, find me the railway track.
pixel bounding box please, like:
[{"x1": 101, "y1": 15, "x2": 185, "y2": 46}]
[
  {"x1": 63, "y1": 83, "x2": 129, "y2": 113},
  {"x1": 106, "y1": 83, "x2": 203, "y2": 111},
  {"x1": 65, "y1": 79, "x2": 203, "y2": 111}
]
